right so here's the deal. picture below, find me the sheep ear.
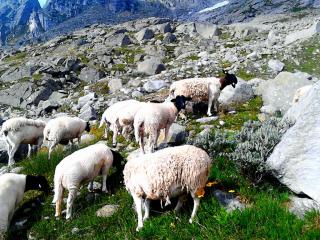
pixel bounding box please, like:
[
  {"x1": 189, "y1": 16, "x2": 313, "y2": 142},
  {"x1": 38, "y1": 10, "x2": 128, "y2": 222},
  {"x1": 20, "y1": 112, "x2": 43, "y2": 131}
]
[{"x1": 171, "y1": 98, "x2": 176, "y2": 103}]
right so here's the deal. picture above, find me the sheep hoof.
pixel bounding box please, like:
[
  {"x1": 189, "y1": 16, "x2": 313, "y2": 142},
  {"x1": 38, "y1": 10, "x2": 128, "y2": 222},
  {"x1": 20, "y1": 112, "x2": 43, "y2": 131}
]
[
  {"x1": 189, "y1": 219, "x2": 193, "y2": 224},
  {"x1": 136, "y1": 226, "x2": 142, "y2": 232},
  {"x1": 112, "y1": 143, "x2": 117, "y2": 148}
]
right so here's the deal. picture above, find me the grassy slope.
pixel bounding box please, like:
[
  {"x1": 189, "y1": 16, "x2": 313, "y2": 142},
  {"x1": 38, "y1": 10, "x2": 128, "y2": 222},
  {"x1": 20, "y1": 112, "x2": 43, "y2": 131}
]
[{"x1": 5, "y1": 98, "x2": 320, "y2": 240}]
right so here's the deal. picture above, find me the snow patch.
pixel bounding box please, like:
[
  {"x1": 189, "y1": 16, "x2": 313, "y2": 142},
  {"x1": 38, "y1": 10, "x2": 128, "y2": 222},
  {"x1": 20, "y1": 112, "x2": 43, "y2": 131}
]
[{"x1": 198, "y1": 1, "x2": 230, "y2": 14}]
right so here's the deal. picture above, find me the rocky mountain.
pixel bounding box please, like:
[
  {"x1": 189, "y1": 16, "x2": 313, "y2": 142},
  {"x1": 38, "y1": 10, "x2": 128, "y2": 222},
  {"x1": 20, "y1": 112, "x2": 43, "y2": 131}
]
[{"x1": 1, "y1": 0, "x2": 320, "y2": 46}]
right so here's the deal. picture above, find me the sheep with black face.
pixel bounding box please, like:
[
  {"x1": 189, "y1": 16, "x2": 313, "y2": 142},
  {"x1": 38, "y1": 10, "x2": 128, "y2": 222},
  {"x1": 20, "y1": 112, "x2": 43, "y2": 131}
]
[
  {"x1": 134, "y1": 95, "x2": 191, "y2": 154},
  {"x1": 169, "y1": 72, "x2": 238, "y2": 116}
]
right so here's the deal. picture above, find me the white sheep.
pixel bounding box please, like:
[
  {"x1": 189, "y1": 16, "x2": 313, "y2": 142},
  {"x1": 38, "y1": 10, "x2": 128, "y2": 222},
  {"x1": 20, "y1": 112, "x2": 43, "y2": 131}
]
[
  {"x1": 124, "y1": 145, "x2": 212, "y2": 231},
  {"x1": 134, "y1": 96, "x2": 191, "y2": 154},
  {"x1": 169, "y1": 72, "x2": 238, "y2": 116},
  {"x1": 99, "y1": 100, "x2": 140, "y2": 146},
  {"x1": 0, "y1": 173, "x2": 49, "y2": 234},
  {"x1": 1, "y1": 117, "x2": 46, "y2": 166},
  {"x1": 292, "y1": 85, "x2": 312, "y2": 104},
  {"x1": 43, "y1": 116, "x2": 90, "y2": 159},
  {"x1": 53, "y1": 143, "x2": 123, "y2": 219}
]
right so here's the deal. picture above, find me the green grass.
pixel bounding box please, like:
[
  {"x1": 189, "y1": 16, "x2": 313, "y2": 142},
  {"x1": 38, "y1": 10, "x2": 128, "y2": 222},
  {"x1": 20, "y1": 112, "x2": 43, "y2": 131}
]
[
  {"x1": 6, "y1": 108, "x2": 320, "y2": 240},
  {"x1": 3, "y1": 52, "x2": 27, "y2": 63},
  {"x1": 284, "y1": 36, "x2": 320, "y2": 77},
  {"x1": 186, "y1": 55, "x2": 200, "y2": 61}
]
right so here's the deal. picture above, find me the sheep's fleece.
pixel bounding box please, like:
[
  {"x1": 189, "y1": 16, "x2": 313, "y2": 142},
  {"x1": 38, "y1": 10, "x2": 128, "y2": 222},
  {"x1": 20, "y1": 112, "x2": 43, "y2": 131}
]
[{"x1": 124, "y1": 145, "x2": 212, "y2": 201}]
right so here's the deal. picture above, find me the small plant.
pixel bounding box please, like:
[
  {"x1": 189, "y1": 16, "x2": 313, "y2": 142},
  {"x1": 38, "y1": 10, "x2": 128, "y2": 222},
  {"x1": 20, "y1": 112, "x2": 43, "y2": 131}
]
[
  {"x1": 187, "y1": 129, "x2": 236, "y2": 158},
  {"x1": 230, "y1": 117, "x2": 291, "y2": 183}
]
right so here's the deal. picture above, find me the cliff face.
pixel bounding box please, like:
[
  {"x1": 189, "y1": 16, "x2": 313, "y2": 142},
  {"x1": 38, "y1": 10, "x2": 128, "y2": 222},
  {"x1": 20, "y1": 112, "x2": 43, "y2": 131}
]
[{"x1": 1, "y1": 0, "x2": 320, "y2": 46}]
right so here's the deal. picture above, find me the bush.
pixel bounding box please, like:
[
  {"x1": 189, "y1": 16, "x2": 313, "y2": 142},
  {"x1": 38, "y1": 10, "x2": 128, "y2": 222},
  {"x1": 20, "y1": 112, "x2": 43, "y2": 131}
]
[
  {"x1": 230, "y1": 117, "x2": 291, "y2": 183},
  {"x1": 187, "y1": 129, "x2": 236, "y2": 158}
]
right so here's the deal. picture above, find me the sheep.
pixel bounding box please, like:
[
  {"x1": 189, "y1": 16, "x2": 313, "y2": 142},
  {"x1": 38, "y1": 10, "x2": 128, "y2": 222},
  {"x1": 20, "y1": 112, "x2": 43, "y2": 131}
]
[
  {"x1": 123, "y1": 145, "x2": 212, "y2": 231},
  {"x1": 134, "y1": 95, "x2": 191, "y2": 154},
  {"x1": 99, "y1": 100, "x2": 140, "y2": 146},
  {"x1": 0, "y1": 173, "x2": 49, "y2": 234},
  {"x1": 53, "y1": 143, "x2": 123, "y2": 219},
  {"x1": 292, "y1": 85, "x2": 312, "y2": 104},
  {"x1": 1, "y1": 117, "x2": 46, "y2": 166},
  {"x1": 43, "y1": 116, "x2": 90, "y2": 160},
  {"x1": 169, "y1": 72, "x2": 238, "y2": 116}
]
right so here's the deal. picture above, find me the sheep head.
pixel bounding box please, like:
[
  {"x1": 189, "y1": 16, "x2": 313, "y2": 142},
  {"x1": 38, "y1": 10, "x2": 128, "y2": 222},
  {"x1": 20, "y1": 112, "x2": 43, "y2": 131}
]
[
  {"x1": 220, "y1": 71, "x2": 238, "y2": 90},
  {"x1": 171, "y1": 95, "x2": 192, "y2": 112},
  {"x1": 25, "y1": 175, "x2": 50, "y2": 194}
]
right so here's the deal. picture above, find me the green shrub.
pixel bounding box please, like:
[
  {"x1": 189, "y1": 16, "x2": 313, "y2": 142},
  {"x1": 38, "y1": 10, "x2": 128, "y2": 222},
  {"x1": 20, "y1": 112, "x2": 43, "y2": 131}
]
[
  {"x1": 187, "y1": 129, "x2": 236, "y2": 158},
  {"x1": 230, "y1": 117, "x2": 291, "y2": 183}
]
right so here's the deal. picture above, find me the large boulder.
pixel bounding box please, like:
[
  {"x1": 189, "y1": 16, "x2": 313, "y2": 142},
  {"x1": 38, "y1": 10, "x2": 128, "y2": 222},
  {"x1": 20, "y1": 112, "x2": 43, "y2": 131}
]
[
  {"x1": 176, "y1": 22, "x2": 220, "y2": 39},
  {"x1": 143, "y1": 80, "x2": 167, "y2": 93},
  {"x1": 0, "y1": 66, "x2": 37, "y2": 82},
  {"x1": 157, "y1": 123, "x2": 188, "y2": 145},
  {"x1": 79, "y1": 67, "x2": 105, "y2": 83},
  {"x1": 267, "y1": 81, "x2": 320, "y2": 203},
  {"x1": 257, "y1": 72, "x2": 313, "y2": 114},
  {"x1": 137, "y1": 57, "x2": 165, "y2": 75},
  {"x1": 218, "y1": 79, "x2": 254, "y2": 110},
  {"x1": 285, "y1": 20, "x2": 320, "y2": 45},
  {"x1": 135, "y1": 28, "x2": 154, "y2": 41}
]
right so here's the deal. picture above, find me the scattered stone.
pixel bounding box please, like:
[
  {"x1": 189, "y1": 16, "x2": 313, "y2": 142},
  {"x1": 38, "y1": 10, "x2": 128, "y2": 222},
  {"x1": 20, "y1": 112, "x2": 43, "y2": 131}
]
[
  {"x1": 196, "y1": 116, "x2": 219, "y2": 123},
  {"x1": 143, "y1": 80, "x2": 167, "y2": 93},
  {"x1": 96, "y1": 205, "x2": 119, "y2": 217},
  {"x1": 268, "y1": 59, "x2": 285, "y2": 72},
  {"x1": 108, "y1": 78, "x2": 123, "y2": 93},
  {"x1": 289, "y1": 196, "x2": 320, "y2": 218},
  {"x1": 135, "y1": 28, "x2": 154, "y2": 41},
  {"x1": 137, "y1": 57, "x2": 166, "y2": 75},
  {"x1": 213, "y1": 190, "x2": 246, "y2": 213},
  {"x1": 79, "y1": 67, "x2": 105, "y2": 83},
  {"x1": 157, "y1": 123, "x2": 188, "y2": 145}
]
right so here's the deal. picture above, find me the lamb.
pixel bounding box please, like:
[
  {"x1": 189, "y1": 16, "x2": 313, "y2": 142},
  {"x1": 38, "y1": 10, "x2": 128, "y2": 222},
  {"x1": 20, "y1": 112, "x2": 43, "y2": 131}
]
[
  {"x1": 123, "y1": 145, "x2": 212, "y2": 231},
  {"x1": 0, "y1": 173, "x2": 49, "y2": 234},
  {"x1": 1, "y1": 117, "x2": 46, "y2": 166},
  {"x1": 43, "y1": 116, "x2": 90, "y2": 159},
  {"x1": 99, "y1": 100, "x2": 140, "y2": 146},
  {"x1": 292, "y1": 85, "x2": 312, "y2": 103},
  {"x1": 134, "y1": 95, "x2": 191, "y2": 154},
  {"x1": 53, "y1": 143, "x2": 123, "y2": 219},
  {"x1": 169, "y1": 72, "x2": 238, "y2": 116}
]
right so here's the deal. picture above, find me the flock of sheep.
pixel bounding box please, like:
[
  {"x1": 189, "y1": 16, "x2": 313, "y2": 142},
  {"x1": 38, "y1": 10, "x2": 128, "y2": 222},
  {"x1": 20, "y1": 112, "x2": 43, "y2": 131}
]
[{"x1": 0, "y1": 73, "x2": 239, "y2": 235}]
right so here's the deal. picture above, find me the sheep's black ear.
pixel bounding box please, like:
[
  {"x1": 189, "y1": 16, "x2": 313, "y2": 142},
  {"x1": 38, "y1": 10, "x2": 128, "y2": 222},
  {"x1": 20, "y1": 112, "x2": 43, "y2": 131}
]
[
  {"x1": 185, "y1": 96, "x2": 192, "y2": 101},
  {"x1": 223, "y1": 69, "x2": 228, "y2": 75},
  {"x1": 171, "y1": 98, "x2": 177, "y2": 103}
]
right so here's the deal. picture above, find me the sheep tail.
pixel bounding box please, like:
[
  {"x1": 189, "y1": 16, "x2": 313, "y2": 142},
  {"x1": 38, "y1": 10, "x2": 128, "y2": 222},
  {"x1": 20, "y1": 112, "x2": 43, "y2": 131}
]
[{"x1": 52, "y1": 175, "x2": 63, "y2": 204}]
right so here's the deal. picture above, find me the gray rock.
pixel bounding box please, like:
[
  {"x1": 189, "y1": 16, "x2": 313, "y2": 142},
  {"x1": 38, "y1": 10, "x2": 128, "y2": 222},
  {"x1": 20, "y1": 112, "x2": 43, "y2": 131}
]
[
  {"x1": 157, "y1": 23, "x2": 172, "y2": 33},
  {"x1": 162, "y1": 33, "x2": 177, "y2": 44},
  {"x1": 78, "y1": 93, "x2": 97, "y2": 109},
  {"x1": 213, "y1": 190, "x2": 246, "y2": 213},
  {"x1": 267, "y1": 81, "x2": 320, "y2": 203},
  {"x1": 157, "y1": 123, "x2": 188, "y2": 145},
  {"x1": 87, "y1": 181, "x2": 102, "y2": 191},
  {"x1": 137, "y1": 57, "x2": 166, "y2": 75},
  {"x1": 0, "y1": 139, "x2": 29, "y2": 164},
  {"x1": 268, "y1": 59, "x2": 285, "y2": 72},
  {"x1": 96, "y1": 205, "x2": 119, "y2": 218},
  {"x1": 143, "y1": 80, "x2": 167, "y2": 93},
  {"x1": 289, "y1": 196, "x2": 320, "y2": 218},
  {"x1": 219, "y1": 79, "x2": 254, "y2": 110},
  {"x1": 196, "y1": 116, "x2": 219, "y2": 123},
  {"x1": 194, "y1": 22, "x2": 221, "y2": 39},
  {"x1": 257, "y1": 72, "x2": 312, "y2": 114},
  {"x1": 78, "y1": 104, "x2": 98, "y2": 121},
  {"x1": 106, "y1": 33, "x2": 132, "y2": 47},
  {"x1": 285, "y1": 20, "x2": 320, "y2": 45},
  {"x1": 81, "y1": 134, "x2": 95, "y2": 144},
  {"x1": 135, "y1": 28, "x2": 154, "y2": 41},
  {"x1": 108, "y1": 78, "x2": 123, "y2": 93},
  {"x1": 79, "y1": 67, "x2": 105, "y2": 83},
  {"x1": 0, "y1": 66, "x2": 37, "y2": 82},
  {"x1": 36, "y1": 99, "x2": 61, "y2": 116}
]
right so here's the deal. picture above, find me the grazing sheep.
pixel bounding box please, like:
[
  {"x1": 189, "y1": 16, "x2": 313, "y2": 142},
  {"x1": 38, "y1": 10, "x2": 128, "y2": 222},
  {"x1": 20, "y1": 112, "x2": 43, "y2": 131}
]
[
  {"x1": 124, "y1": 145, "x2": 212, "y2": 231},
  {"x1": 169, "y1": 72, "x2": 238, "y2": 116},
  {"x1": 43, "y1": 116, "x2": 90, "y2": 160},
  {"x1": 0, "y1": 173, "x2": 49, "y2": 233},
  {"x1": 53, "y1": 143, "x2": 123, "y2": 219},
  {"x1": 292, "y1": 85, "x2": 312, "y2": 103},
  {"x1": 99, "y1": 100, "x2": 139, "y2": 146},
  {"x1": 134, "y1": 96, "x2": 191, "y2": 154},
  {"x1": 1, "y1": 117, "x2": 46, "y2": 166}
]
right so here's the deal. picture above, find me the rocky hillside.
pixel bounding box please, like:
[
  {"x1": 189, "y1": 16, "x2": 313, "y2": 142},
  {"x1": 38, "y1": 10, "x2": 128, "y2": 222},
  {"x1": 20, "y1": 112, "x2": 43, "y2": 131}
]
[
  {"x1": 0, "y1": 6, "x2": 320, "y2": 240},
  {"x1": 1, "y1": 0, "x2": 320, "y2": 46}
]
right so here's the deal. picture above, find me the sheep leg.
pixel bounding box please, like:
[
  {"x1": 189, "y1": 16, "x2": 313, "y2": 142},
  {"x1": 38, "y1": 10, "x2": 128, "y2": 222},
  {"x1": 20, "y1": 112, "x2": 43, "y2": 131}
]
[
  {"x1": 8, "y1": 144, "x2": 19, "y2": 166},
  {"x1": 163, "y1": 125, "x2": 171, "y2": 147},
  {"x1": 55, "y1": 192, "x2": 64, "y2": 218},
  {"x1": 189, "y1": 193, "x2": 200, "y2": 224},
  {"x1": 174, "y1": 195, "x2": 186, "y2": 212},
  {"x1": 143, "y1": 199, "x2": 151, "y2": 221},
  {"x1": 207, "y1": 86, "x2": 216, "y2": 116},
  {"x1": 112, "y1": 124, "x2": 119, "y2": 147},
  {"x1": 154, "y1": 129, "x2": 160, "y2": 150},
  {"x1": 133, "y1": 195, "x2": 144, "y2": 231},
  {"x1": 149, "y1": 130, "x2": 157, "y2": 153},
  {"x1": 104, "y1": 122, "x2": 110, "y2": 139},
  {"x1": 48, "y1": 142, "x2": 58, "y2": 160},
  {"x1": 101, "y1": 167, "x2": 109, "y2": 193},
  {"x1": 27, "y1": 144, "x2": 32, "y2": 158},
  {"x1": 66, "y1": 188, "x2": 77, "y2": 219},
  {"x1": 139, "y1": 131, "x2": 145, "y2": 154}
]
